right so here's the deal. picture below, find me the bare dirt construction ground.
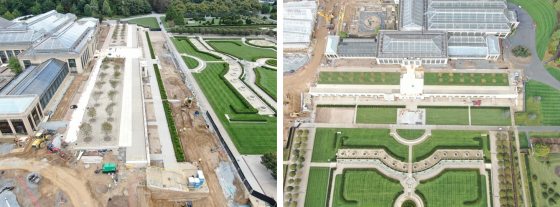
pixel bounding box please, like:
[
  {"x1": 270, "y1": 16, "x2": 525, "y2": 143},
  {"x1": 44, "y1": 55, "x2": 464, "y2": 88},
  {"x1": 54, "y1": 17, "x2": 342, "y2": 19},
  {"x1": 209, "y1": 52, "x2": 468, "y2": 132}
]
[
  {"x1": 97, "y1": 24, "x2": 110, "y2": 51},
  {"x1": 315, "y1": 107, "x2": 355, "y2": 123},
  {"x1": 0, "y1": 169, "x2": 70, "y2": 207},
  {"x1": 148, "y1": 31, "x2": 247, "y2": 206},
  {"x1": 284, "y1": 0, "x2": 338, "y2": 144}
]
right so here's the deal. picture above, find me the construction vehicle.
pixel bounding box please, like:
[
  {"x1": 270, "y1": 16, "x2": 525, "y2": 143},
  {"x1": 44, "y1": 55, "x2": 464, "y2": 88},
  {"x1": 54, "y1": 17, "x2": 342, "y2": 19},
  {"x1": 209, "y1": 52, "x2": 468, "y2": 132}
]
[
  {"x1": 318, "y1": 10, "x2": 335, "y2": 30},
  {"x1": 102, "y1": 163, "x2": 117, "y2": 174},
  {"x1": 290, "y1": 112, "x2": 301, "y2": 118},
  {"x1": 31, "y1": 135, "x2": 50, "y2": 149},
  {"x1": 183, "y1": 96, "x2": 194, "y2": 108},
  {"x1": 27, "y1": 173, "x2": 41, "y2": 184}
]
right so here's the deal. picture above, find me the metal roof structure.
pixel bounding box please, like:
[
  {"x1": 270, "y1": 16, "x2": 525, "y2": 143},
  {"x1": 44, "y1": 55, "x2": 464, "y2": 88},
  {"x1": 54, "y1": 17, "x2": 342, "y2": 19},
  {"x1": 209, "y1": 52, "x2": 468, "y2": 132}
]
[
  {"x1": 377, "y1": 31, "x2": 446, "y2": 58},
  {"x1": 283, "y1": 1, "x2": 317, "y2": 48},
  {"x1": 425, "y1": 0, "x2": 516, "y2": 32},
  {"x1": 400, "y1": 0, "x2": 425, "y2": 31},
  {"x1": 28, "y1": 20, "x2": 96, "y2": 54},
  {"x1": 0, "y1": 95, "x2": 37, "y2": 115},
  {"x1": 337, "y1": 38, "x2": 378, "y2": 57},
  {"x1": 0, "y1": 10, "x2": 77, "y2": 46},
  {"x1": 447, "y1": 35, "x2": 500, "y2": 57},
  {"x1": 0, "y1": 58, "x2": 67, "y2": 96}
]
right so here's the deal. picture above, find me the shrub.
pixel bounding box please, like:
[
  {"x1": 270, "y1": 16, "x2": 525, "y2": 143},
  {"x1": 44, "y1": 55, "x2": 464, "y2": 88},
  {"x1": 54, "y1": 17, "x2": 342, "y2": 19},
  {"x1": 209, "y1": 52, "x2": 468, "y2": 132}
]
[
  {"x1": 512, "y1": 45, "x2": 531, "y2": 57},
  {"x1": 145, "y1": 31, "x2": 156, "y2": 59}
]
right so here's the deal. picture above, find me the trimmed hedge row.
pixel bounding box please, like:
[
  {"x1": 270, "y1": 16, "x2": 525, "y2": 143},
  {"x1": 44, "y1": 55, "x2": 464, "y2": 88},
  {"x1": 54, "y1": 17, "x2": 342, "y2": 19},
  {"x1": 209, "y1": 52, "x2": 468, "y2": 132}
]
[
  {"x1": 163, "y1": 100, "x2": 185, "y2": 162},
  {"x1": 227, "y1": 114, "x2": 268, "y2": 122},
  {"x1": 152, "y1": 63, "x2": 185, "y2": 162},
  {"x1": 174, "y1": 37, "x2": 223, "y2": 60},
  {"x1": 145, "y1": 31, "x2": 156, "y2": 59},
  {"x1": 217, "y1": 63, "x2": 258, "y2": 114}
]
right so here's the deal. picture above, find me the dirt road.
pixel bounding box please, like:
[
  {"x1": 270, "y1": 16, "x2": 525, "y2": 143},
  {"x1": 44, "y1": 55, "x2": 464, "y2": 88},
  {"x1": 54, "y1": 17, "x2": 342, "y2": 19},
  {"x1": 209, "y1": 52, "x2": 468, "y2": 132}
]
[
  {"x1": 149, "y1": 31, "x2": 242, "y2": 206},
  {"x1": 0, "y1": 157, "x2": 100, "y2": 207},
  {"x1": 283, "y1": 0, "x2": 338, "y2": 142}
]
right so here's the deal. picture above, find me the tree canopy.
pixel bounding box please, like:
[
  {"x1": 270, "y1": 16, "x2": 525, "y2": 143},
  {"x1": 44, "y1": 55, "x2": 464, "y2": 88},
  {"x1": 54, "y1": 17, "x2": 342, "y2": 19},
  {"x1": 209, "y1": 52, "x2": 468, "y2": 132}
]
[
  {"x1": 8, "y1": 57, "x2": 22, "y2": 74},
  {"x1": 534, "y1": 143, "x2": 551, "y2": 158},
  {"x1": 261, "y1": 152, "x2": 277, "y2": 179},
  {"x1": 0, "y1": 0, "x2": 151, "y2": 20}
]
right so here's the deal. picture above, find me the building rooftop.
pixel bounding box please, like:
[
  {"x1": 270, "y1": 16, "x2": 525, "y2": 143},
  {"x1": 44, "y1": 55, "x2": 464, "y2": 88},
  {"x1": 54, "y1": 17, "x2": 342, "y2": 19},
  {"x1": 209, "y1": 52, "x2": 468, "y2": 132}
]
[
  {"x1": 400, "y1": 0, "x2": 424, "y2": 31},
  {"x1": 377, "y1": 31, "x2": 447, "y2": 58},
  {"x1": 0, "y1": 58, "x2": 67, "y2": 96},
  {"x1": 0, "y1": 95, "x2": 37, "y2": 115},
  {"x1": 0, "y1": 10, "x2": 78, "y2": 46},
  {"x1": 28, "y1": 20, "x2": 96, "y2": 54},
  {"x1": 337, "y1": 38, "x2": 378, "y2": 57},
  {"x1": 283, "y1": 1, "x2": 317, "y2": 48}
]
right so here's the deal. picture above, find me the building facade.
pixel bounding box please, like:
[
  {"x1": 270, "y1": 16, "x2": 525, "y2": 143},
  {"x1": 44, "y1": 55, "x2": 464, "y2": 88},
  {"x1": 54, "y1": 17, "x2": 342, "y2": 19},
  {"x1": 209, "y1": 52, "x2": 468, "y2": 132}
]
[{"x1": 0, "y1": 95, "x2": 44, "y2": 138}]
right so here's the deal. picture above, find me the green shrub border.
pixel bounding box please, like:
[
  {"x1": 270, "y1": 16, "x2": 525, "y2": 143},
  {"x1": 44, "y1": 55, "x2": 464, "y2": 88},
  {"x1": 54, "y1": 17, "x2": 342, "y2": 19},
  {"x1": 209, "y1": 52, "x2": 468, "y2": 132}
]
[
  {"x1": 153, "y1": 63, "x2": 185, "y2": 162},
  {"x1": 173, "y1": 37, "x2": 223, "y2": 60},
  {"x1": 416, "y1": 169, "x2": 486, "y2": 206},
  {"x1": 523, "y1": 154, "x2": 537, "y2": 207},
  {"x1": 145, "y1": 32, "x2": 156, "y2": 59},
  {"x1": 215, "y1": 63, "x2": 259, "y2": 114}
]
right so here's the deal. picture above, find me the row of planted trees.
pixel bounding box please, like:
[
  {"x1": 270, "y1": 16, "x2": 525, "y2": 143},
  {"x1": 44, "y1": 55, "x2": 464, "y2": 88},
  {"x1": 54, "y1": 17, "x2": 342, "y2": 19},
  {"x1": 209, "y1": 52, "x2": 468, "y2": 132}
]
[
  {"x1": 79, "y1": 58, "x2": 122, "y2": 142},
  {"x1": 496, "y1": 132, "x2": 524, "y2": 207},
  {"x1": 285, "y1": 129, "x2": 309, "y2": 207}
]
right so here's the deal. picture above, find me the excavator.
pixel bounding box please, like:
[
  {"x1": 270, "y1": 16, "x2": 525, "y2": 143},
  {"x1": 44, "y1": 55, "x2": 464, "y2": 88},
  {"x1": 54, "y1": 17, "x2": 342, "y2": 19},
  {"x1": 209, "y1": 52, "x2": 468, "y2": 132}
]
[{"x1": 317, "y1": 10, "x2": 335, "y2": 30}]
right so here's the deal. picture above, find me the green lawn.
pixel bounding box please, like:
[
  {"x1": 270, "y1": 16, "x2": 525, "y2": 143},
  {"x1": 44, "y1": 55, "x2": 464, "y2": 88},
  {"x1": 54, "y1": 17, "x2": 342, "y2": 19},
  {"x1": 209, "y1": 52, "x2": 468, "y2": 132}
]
[
  {"x1": 318, "y1": 72, "x2": 401, "y2": 85},
  {"x1": 255, "y1": 67, "x2": 276, "y2": 99},
  {"x1": 509, "y1": 0, "x2": 557, "y2": 60},
  {"x1": 304, "y1": 168, "x2": 332, "y2": 207},
  {"x1": 525, "y1": 153, "x2": 560, "y2": 207},
  {"x1": 332, "y1": 170, "x2": 402, "y2": 207},
  {"x1": 171, "y1": 37, "x2": 222, "y2": 61},
  {"x1": 412, "y1": 130, "x2": 488, "y2": 162},
  {"x1": 471, "y1": 107, "x2": 512, "y2": 126},
  {"x1": 547, "y1": 66, "x2": 560, "y2": 82},
  {"x1": 515, "y1": 81, "x2": 560, "y2": 126},
  {"x1": 417, "y1": 170, "x2": 488, "y2": 207},
  {"x1": 265, "y1": 59, "x2": 277, "y2": 67},
  {"x1": 422, "y1": 106, "x2": 469, "y2": 125},
  {"x1": 128, "y1": 17, "x2": 160, "y2": 29},
  {"x1": 424, "y1": 72, "x2": 508, "y2": 86},
  {"x1": 356, "y1": 106, "x2": 403, "y2": 124},
  {"x1": 182, "y1": 56, "x2": 199, "y2": 69},
  {"x1": 206, "y1": 40, "x2": 276, "y2": 61},
  {"x1": 192, "y1": 63, "x2": 275, "y2": 154},
  {"x1": 312, "y1": 128, "x2": 408, "y2": 162},
  {"x1": 396, "y1": 129, "x2": 425, "y2": 140}
]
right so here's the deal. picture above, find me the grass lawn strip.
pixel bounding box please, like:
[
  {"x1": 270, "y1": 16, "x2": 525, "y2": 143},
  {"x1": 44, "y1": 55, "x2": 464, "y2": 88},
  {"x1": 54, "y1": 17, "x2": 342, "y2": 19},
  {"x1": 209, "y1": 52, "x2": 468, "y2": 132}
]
[
  {"x1": 424, "y1": 72, "x2": 508, "y2": 86},
  {"x1": 171, "y1": 37, "x2": 222, "y2": 61},
  {"x1": 128, "y1": 17, "x2": 159, "y2": 29},
  {"x1": 265, "y1": 59, "x2": 277, "y2": 66},
  {"x1": 525, "y1": 154, "x2": 560, "y2": 207},
  {"x1": 311, "y1": 128, "x2": 408, "y2": 162},
  {"x1": 509, "y1": 0, "x2": 557, "y2": 59},
  {"x1": 546, "y1": 66, "x2": 560, "y2": 82},
  {"x1": 422, "y1": 106, "x2": 469, "y2": 125},
  {"x1": 412, "y1": 130, "x2": 488, "y2": 162},
  {"x1": 396, "y1": 129, "x2": 425, "y2": 140},
  {"x1": 304, "y1": 168, "x2": 332, "y2": 207},
  {"x1": 470, "y1": 107, "x2": 511, "y2": 126},
  {"x1": 206, "y1": 39, "x2": 276, "y2": 61},
  {"x1": 417, "y1": 170, "x2": 487, "y2": 207},
  {"x1": 515, "y1": 81, "x2": 560, "y2": 126},
  {"x1": 356, "y1": 106, "x2": 403, "y2": 124},
  {"x1": 255, "y1": 67, "x2": 277, "y2": 99},
  {"x1": 332, "y1": 169, "x2": 402, "y2": 207},
  {"x1": 318, "y1": 72, "x2": 400, "y2": 85},
  {"x1": 181, "y1": 56, "x2": 199, "y2": 69},
  {"x1": 192, "y1": 63, "x2": 275, "y2": 154}
]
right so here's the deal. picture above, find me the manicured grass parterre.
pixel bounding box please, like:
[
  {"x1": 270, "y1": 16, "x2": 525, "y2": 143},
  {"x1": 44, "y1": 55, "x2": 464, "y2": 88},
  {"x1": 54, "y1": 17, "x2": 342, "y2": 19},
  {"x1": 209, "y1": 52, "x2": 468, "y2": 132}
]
[
  {"x1": 424, "y1": 72, "x2": 509, "y2": 86},
  {"x1": 417, "y1": 170, "x2": 488, "y2": 207},
  {"x1": 318, "y1": 72, "x2": 401, "y2": 85},
  {"x1": 471, "y1": 107, "x2": 511, "y2": 126},
  {"x1": 304, "y1": 167, "x2": 332, "y2": 207},
  {"x1": 356, "y1": 106, "x2": 403, "y2": 124},
  {"x1": 422, "y1": 106, "x2": 469, "y2": 125},
  {"x1": 255, "y1": 67, "x2": 277, "y2": 99},
  {"x1": 509, "y1": 0, "x2": 557, "y2": 60},
  {"x1": 206, "y1": 39, "x2": 276, "y2": 61},
  {"x1": 182, "y1": 56, "x2": 199, "y2": 69},
  {"x1": 412, "y1": 130, "x2": 489, "y2": 162},
  {"x1": 193, "y1": 63, "x2": 275, "y2": 154},
  {"x1": 332, "y1": 169, "x2": 403, "y2": 207},
  {"x1": 312, "y1": 128, "x2": 408, "y2": 162},
  {"x1": 128, "y1": 17, "x2": 160, "y2": 30},
  {"x1": 171, "y1": 37, "x2": 222, "y2": 61},
  {"x1": 515, "y1": 81, "x2": 560, "y2": 126},
  {"x1": 396, "y1": 129, "x2": 425, "y2": 140}
]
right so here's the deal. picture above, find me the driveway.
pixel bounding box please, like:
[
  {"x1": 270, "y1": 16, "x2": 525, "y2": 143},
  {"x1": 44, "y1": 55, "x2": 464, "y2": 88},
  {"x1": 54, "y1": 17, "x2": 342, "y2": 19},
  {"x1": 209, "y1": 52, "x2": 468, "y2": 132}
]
[{"x1": 506, "y1": 3, "x2": 560, "y2": 89}]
